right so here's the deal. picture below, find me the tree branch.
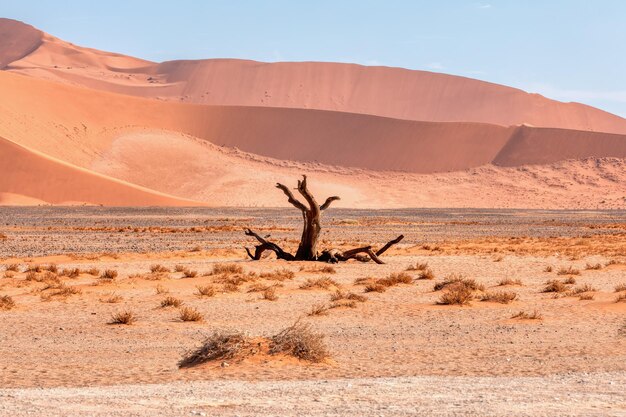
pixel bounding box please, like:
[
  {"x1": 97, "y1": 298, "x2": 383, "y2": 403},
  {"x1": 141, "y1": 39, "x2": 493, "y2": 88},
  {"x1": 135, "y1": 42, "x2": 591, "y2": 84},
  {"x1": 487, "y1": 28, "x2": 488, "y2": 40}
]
[
  {"x1": 296, "y1": 175, "x2": 319, "y2": 214},
  {"x1": 244, "y1": 229, "x2": 295, "y2": 261},
  {"x1": 375, "y1": 234, "x2": 404, "y2": 256},
  {"x1": 320, "y1": 196, "x2": 340, "y2": 210},
  {"x1": 276, "y1": 183, "x2": 307, "y2": 212}
]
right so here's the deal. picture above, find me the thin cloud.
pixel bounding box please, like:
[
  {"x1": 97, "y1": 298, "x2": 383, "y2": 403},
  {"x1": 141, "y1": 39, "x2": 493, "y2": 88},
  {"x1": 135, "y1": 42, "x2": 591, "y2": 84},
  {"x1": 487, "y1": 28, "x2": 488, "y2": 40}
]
[{"x1": 426, "y1": 62, "x2": 445, "y2": 70}]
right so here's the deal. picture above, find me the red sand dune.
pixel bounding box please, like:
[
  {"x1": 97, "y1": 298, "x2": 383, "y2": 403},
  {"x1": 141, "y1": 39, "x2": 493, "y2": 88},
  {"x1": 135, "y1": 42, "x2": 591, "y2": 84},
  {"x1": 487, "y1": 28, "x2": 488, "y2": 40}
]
[
  {"x1": 2, "y1": 18, "x2": 626, "y2": 134},
  {"x1": 0, "y1": 136, "x2": 192, "y2": 206}
]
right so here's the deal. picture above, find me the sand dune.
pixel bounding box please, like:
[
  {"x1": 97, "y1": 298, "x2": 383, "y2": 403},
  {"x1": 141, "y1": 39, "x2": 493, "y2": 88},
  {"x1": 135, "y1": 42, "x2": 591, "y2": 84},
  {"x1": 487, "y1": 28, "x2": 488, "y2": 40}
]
[
  {"x1": 0, "y1": 135, "x2": 192, "y2": 206},
  {"x1": 2, "y1": 18, "x2": 626, "y2": 134}
]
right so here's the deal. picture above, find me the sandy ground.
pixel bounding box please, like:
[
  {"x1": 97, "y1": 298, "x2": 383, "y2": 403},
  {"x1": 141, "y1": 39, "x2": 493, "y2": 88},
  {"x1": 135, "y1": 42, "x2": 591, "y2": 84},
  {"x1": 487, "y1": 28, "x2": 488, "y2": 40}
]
[{"x1": 0, "y1": 208, "x2": 624, "y2": 415}]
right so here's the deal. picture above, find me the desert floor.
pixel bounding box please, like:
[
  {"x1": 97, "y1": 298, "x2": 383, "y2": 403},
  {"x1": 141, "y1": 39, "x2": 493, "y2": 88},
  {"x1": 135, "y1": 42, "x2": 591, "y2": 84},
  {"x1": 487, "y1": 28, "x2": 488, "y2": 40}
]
[{"x1": 0, "y1": 207, "x2": 625, "y2": 416}]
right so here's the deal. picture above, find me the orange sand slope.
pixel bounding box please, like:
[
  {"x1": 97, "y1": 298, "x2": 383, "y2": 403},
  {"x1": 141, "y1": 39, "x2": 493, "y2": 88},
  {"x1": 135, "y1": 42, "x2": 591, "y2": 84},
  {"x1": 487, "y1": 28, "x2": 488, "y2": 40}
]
[
  {"x1": 0, "y1": 136, "x2": 193, "y2": 206},
  {"x1": 2, "y1": 18, "x2": 626, "y2": 133}
]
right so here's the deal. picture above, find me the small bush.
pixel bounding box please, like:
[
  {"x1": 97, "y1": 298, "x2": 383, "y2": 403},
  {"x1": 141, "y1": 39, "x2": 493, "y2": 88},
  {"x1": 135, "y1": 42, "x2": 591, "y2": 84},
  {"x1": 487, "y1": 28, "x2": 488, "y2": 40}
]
[
  {"x1": 150, "y1": 264, "x2": 170, "y2": 273},
  {"x1": 178, "y1": 332, "x2": 249, "y2": 368},
  {"x1": 260, "y1": 268, "x2": 295, "y2": 281},
  {"x1": 544, "y1": 266, "x2": 553, "y2": 273},
  {"x1": 86, "y1": 268, "x2": 100, "y2": 276},
  {"x1": 179, "y1": 306, "x2": 204, "y2": 322},
  {"x1": 26, "y1": 264, "x2": 43, "y2": 273},
  {"x1": 406, "y1": 262, "x2": 428, "y2": 271},
  {"x1": 109, "y1": 310, "x2": 136, "y2": 325},
  {"x1": 182, "y1": 269, "x2": 198, "y2": 278},
  {"x1": 0, "y1": 295, "x2": 15, "y2": 310},
  {"x1": 434, "y1": 274, "x2": 484, "y2": 292},
  {"x1": 511, "y1": 310, "x2": 542, "y2": 320},
  {"x1": 161, "y1": 296, "x2": 183, "y2": 308},
  {"x1": 579, "y1": 293, "x2": 595, "y2": 301},
  {"x1": 364, "y1": 283, "x2": 386, "y2": 293},
  {"x1": 299, "y1": 277, "x2": 339, "y2": 290},
  {"x1": 497, "y1": 278, "x2": 523, "y2": 286},
  {"x1": 269, "y1": 321, "x2": 329, "y2": 362},
  {"x1": 480, "y1": 291, "x2": 518, "y2": 304},
  {"x1": 330, "y1": 300, "x2": 357, "y2": 309},
  {"x1": 262, "y1": 287, "x2": 278, "y2": 301},
  {"x1": 584, "y1": 263, "x2": 602, "y2": 270},
  {"x1": 46, "y1": 264, "x2": 58, "y2": 273},
  {"x1": 543, "y1": 280, "x2": 568, "y2": 293},
  {"x1": 4, "y1": 264, "x2": 19, "y2": 272},
  {"x1": 100, "y1": 269, "x2": 118, "y2": 280},
  {"x1": 416, "y1": 269, "x2": 435, "y2": 280},
  {"x1": 614, "y1": 283, "x2": 626, "y2": 292},
  {"x1": 568, "y1": 284, "x2": 597, "y2": 296},
  {"x1": 174, "y1": 264, "x2": 185, "y2": 272},
  {"x1": 211, "y1": 263, "x2": 243, "y2": 275},
  {"x1": 330, "y1": 290, "x2": 366, "y2": 303},
  {"x1": 222, "y1": 282, "x2": 240, "y2": 292},
  {"x1": 562, "y1": 277, "x2": 577, "y2": 285},
  {"x1": 196, "y1": 285, "x2": 215, "y2": 297},
  {"x1": 308, "y1": 303, "x2": 329, "y2": 316},
  {"x1": 557, "y1": 266, "x2": 580, "y2": 276},
  {"x1": 437, "y1": 283, "x2": 474, "y2": 306},
  {"x1": 616, "y1": 293, "x2": 626, "y2": 303},
  {"x1": 60, "y1": 268, "x2": 81, "y2": 278}
]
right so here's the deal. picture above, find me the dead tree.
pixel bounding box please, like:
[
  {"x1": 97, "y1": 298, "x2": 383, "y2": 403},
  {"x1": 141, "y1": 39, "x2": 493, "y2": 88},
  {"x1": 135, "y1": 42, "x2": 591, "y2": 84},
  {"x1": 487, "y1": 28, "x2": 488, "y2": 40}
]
[{"x1": 244, "y1": 175, "x2": 403, "y2": 263}]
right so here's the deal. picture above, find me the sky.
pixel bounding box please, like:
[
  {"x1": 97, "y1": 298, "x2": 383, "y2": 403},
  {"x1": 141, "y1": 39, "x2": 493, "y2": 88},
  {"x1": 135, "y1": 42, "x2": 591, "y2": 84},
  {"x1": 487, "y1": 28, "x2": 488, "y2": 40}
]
[{"x1": 2, "y1": 0, "x2": 625, "y2": 117}]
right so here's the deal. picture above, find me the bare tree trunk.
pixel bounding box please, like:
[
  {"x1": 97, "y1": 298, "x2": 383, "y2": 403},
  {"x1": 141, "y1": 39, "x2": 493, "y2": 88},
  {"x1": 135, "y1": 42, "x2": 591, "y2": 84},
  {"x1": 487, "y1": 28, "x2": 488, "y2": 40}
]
[{"x1": 244, "y1": 175, "x2": 402, "y2": 263}]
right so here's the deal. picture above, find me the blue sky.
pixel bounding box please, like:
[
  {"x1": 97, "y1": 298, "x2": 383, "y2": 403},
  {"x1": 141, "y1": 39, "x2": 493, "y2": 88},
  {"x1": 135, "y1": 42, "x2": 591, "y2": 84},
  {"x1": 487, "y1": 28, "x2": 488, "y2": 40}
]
[{"x1": 2, "y1": 0, "x2": 625, "y2": 117}]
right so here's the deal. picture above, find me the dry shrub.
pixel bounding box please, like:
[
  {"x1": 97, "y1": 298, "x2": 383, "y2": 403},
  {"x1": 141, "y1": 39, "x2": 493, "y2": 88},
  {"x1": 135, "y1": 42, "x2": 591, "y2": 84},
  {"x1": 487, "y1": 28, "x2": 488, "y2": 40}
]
[
  {"x1": 178, "y1": 331, "x2": 249, "y2": 368},
  {"x1": 196, "y1": 285, "x2": 215, "y2": 297},
  {"x1": 579, "y1": 293, "x2": 595, "y2": 301},
  {"x1": 330, "y1": 300, "x2": 357, "y2": 309},
  {"x1": 378, "y1": 272, "x2": 413, "y2": 287},
  {"x1": 330, "y1": 290, "x2": 366, "y2": 303},
  {"x1": 46, "y1": 264, "x2": 58, "y2": 273},
  {"x1": 155, "y1": 284, "x2": 169, "y2": 294},
  {"x1": 308, "y1": 303, "x2": 329, "y2": 316},
  {"x1": 614, "y1": 283, "x2": 626, "y2": 292},
  {"x1": 86, "y1": 268, "x2": 100, "y2": 276},
  {"x1": 4, "y1": 264, "x2": 19, "y2": 272},
  {"x1": 616, "y1": 293, "x2": 626, "y2": 303},
  {"x1": 3, "y1": 271, "x2": 15, "y2": 278},
  {"x1": 190, "y1": 246, "x2": 203, "y2": 252},
  {"x1": 480, "y1": 291, "x2": 518, "y2": 304},
  {"x1": 99, "y1": 292, "x2": 122, "y2": 303},
  {"x1": 567, "y1": 284, "x2": 597, "y2": 296},
  {"x1": 497, "y1": 278, "x2": 523, "y2": 286},
  {"x1": 222, "y1": 282, "x2": 240, "y2": 293},
  {"x1": 437, "y1": 282, "x2": 474, "y2": 306},
  {"x1": 161, "y1": 296, "x2": 183, "y2": 308},
  {"x1": 25, "y1": 271, "x2": 39, "y2": 281},
  {"x1": 174, "y1": 264, "x2": 185, "y2": 272},
  {"x1": 100, "y1": 269, "x2": 118, "y2": 280},
  {"x1": 353, "y1": 277, "x2": 375, "y2": 285},
  {"x1": 563, "y1": 276, "x2": 577, "y2": 285},
  {"x1": 109, "y1": 310, "x2": 136, "y2": 325},
  {"x1": 416, "y1": 269, "x2": 435, "y2": 280},
  {"x1": 300, "y1": 265, "x2": 336, "y2": 274},
  {"x1": 407, "y1": 262, "x2": 429, "y2": 271},
  {"x1": 260, "y1": 268, "x2": 295, "y2": 281},
  {"x1": 26, "y1": 264, "x2": 43, "y2": 273},
  {"x1": 182, "y1": 269, "x2": 198, "y2": 278},
  {"x1": 299, "y1": 277, "x2": 339, "y2": 290},
  {"x1": 584, "y1": 263, "x2": 602, "y2": 270},
  {"x1": 41, "y1": 284, "x2": 81, "y2": 301},
  {"x1": 262, "y1": 287, "x2": 278, "y2": 301},
  {"x1": 211, "y1": 263, "x2": 243, "y2": 275},
  {"x1": 269, "y1": 321, "x2": 329, "y2": 363},
  {"x1": 150, "y1": 264, "x2": 170, "y2": 273},
  {"x1": 60, "y1": 268, "x2": 81, "y2": 278},
  {"x1": 179, "y1": 306, "x2": 204, "y2": 322},
  {"x1": 247, "y1": 283, "x2": 278, "y2": 293},
  {"x1": 544, "y1": 265, "x2": 553, "y2": 273},
  {"x1": 543, "y1": 279, "x2": 569, "y2": 293},
  {"x1": 511, "y1": 310, "x2": 542, "y2": 320},
  {"x1": 434, "y1": 274, "x2": 484, "y2": 292},
  {"x1": 0, "y1": 295, "x2": 15, "y2": 310},
  {"x1": 364, "y1": 283, "x2": 387, "y2": 293},
  {"x1": 557, "y1": 266, "x2": 580, "y2": 276}
]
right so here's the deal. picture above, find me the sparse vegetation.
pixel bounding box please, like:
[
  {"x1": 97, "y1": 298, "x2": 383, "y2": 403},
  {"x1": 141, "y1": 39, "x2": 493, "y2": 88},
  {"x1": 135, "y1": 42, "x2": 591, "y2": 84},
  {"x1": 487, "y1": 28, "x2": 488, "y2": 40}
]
[
  {"x1": 109, "y1": 310, "x2": 136, "y2": 325},
  {"x1": 511, "y1": 310, "x2": 542, "y2": 320},
  {"x1": 406, "y1": 262, "x2": 428, "y2": 271},
  {"x1": 567, "y1": 284, "x2": 597, "y2": 296},
  {"x1": 99, "y1": 292, "x2": 122, "y2": 303},
  {"x1": 150, "y1": 264, "x2": 170, "y2": 273},
  {"x1": 179, "y1": 306, "x2": 204, "y2": 322},
  {"x1": 100, "y1": 269, "x2": 118, "y2": 280},
  {"x1": 196, "y1": 285, "x2": 215, "y2": 297},
  {"x1": 434, "y1": 274, "x2": 484, "y2": 292},
  {"x1": 299, "y1": 276, "x2": 339, "y2": 290},
  {"x1": 259, "y1": 268, "x2": 295, "y2": 281},
  {"x1": 308, "y1": 303, "x2": 329, "y2": 316},
  {"x1": 616, "y1": 293, "x2": 626, "y2": 303},
  {"x1": 178, "y1": 331, "x2": 249, "y2": 368},
  {"x1": 60, "y1": 268, "x2": 81, "y2": 278},
  {"x1": 0, "y1": 295, "x2": 15, "y2": 310},
  {"x1": 562, "y1": 276, "x2": 577, "y2": 285},
  {"x1": 544, "y1": 265, "x2": 553, "y2": 273},
  {"x1": 211, "y1": 263, "x2": 243, "y2": 275},
  {"x1": 182, "y1": 269, "x2": 198, "y2": 278},
  {"x1": 416, "y1": 269, "x2": 435, "y2": 280},
  {"x1": 155, "y1": 284, "x2": 169, "y2": 294},
  {"x1": 579, "y1": 293, "x2": 595, "y2": 301},
  {"x1": 4, "y1": 264, "x2": 19, "y2": 272},
  {"x1": 269, "y1": 321, "x2": 329, "y2": 362},
  {"x1": 437, "y1": 282, "x2": 474, "y2": 306},
  {"x1": 160, "y1": 296, "x2": 183, "y2": 308},
  {"x1": 174, "y1": 264, "x2": 185, "y2": 272},
  {"x1": 584, "y1": 263, "x2": 602, "y2": 270},
  {"x1": 614, "y1": 283, "x2": 626, "y2": 292},
  {"x1": 543, "y1": 279, "x2": 569, "y2": 293},
  {"x1": 497, "y1": 278, "x2": 523, "y2": 286},
  {"x1": 262, "y1": 287, "x2": 278, "y2": 301},
  {"x1": 557, "y1": 266, "x2": 580, "y2": 276},
  {"x1": 364, "y1": 283, "x2": 386, "y2": 293},
  {"x1": 86, "y1": 268, "x2": 100, "y2": 276},
  {"x1": 480, "y1": 290, "x2": 518, "y2": 304},
  {"x1": 330, "y1": 290, "x2": 366, "y2": 303}
]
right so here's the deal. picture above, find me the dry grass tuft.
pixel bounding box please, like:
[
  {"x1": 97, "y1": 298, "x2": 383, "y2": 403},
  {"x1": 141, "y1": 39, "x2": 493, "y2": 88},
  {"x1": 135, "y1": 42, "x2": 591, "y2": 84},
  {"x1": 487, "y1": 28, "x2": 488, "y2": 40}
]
[
  {"x1": 579, "y1": 293, "x2": 595, "y2": 301},
  {"x1": 300, "y1": 265, "x2": 336, "y2": 274},
  {"x1": 174, "y1": 264, "x2": 185, "y2": 272},
  {"x1": 4, "y1": 264, "x2": 19, "y2": 272},
  {"x1": 100, "y1": 269, "x2": 118, "y2": 280},
  {"x1": 543, "y1": 279, "x2": 569, "y2": 293},
  {"x1": 299, "y1": 276, "x2": 339, "y2": 290},
  {"x1": 364, "y1": 283, "x2": 387, "y2": 293},
  {"x1": 60, "y1": 268, "x2": 81, "y2": 278},
  {"x1": 434, "y1": 274, "x2": 484, "y2": 292},
  {"x1": 497, "y1": 278, "x2": 523, "y2": 286},
  {"x1": 308, "y1": 303, "x2": 329, "y2": 316},
  {"x1": 330, "y1": 290, "x2": 367, "y2": 303},
  {"x1": 416, "y1": 268, "x2": 435, "y2": 280},
  {"x1": 378, "y1": 272, "x2": 413, "y2": 287},
  {"x1": 86, "y1": 268, "x2": 100, "y2": 276},
  {"x1": 568, "y1": 284, "x2": 597, "y2": 296},
  {"x1": 0, "y1": 295, "x2": 15, "y2": 310},
  {"x1": 584, "y1": 262, "x2": 603, "y2": 270},
  {"x1": 262, "y1": 287, "x2": 278, "y2": 301},
  {"x1": 437, "y1": 282, "x2": 474, "y2": 306},
  {"x1": 179, "y1": 306, "x2": 204, "y2": 322},
  {"x1": 329, "y1": 300, "x2": 357, "y2": 309},
  {"x1": 269, "y1": 321, "x2": 329, "y2": 362},
  {"x1": 178, "y1": 332, "x2": 249, "y2": 368},
  {"x1": 614, "y1": 283, "x2": 626, "y2": 292},
  {"x1": 109, "y1": 310, "x2": 136, "y2": 325},
  {"x1": 211, "y1": 263, "x2": 243, "y2": 275},
  {"x1": 557, "y1": 266, "x2": 580, "y2": 276},
  {"x1": 196, "y1": 285, "x2": 215, "y2": 297},
  {"x1": 182, "y1": 269, "x2": 198, "y2": 278},
  {"x1": 260, "y1": 268, "x2": 295, "y2": 281},
  {"x1": 480, "y1": 291, "x2": 518, "y2": 304},
  {"x1": 160, "y1": 296, "x2": 183, "y2": 308},
  {"x1": 150, "y1": 264, "x2": 170, "y2": 273},
  {"x1": 616, "y1": 293, "x2": 626, "y2": 303},
  {"x1": 99, "y1": 292, "x2": 122, "y2": 303},
  {"x1": 562, "y1": 276, "x2": 577, "y2": 285},
  {"x1": 26, "y1": 264, "x2": 43, "y2": 273},
  {"x1": 544, "y1": 265, "x2": 553, "y2": 273},
  {"x1": 222, "y1": 282, "x2": 241, "y2": 293},
  {"x1": 155, "y1": 284, "x2": 169, "y2": 294},
  {"x1": 406, "y1": 262, "x2": 429, "y2": 271},
  {"x1": 511, "y1": 310, "x2": 542, "y2": 320}
]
